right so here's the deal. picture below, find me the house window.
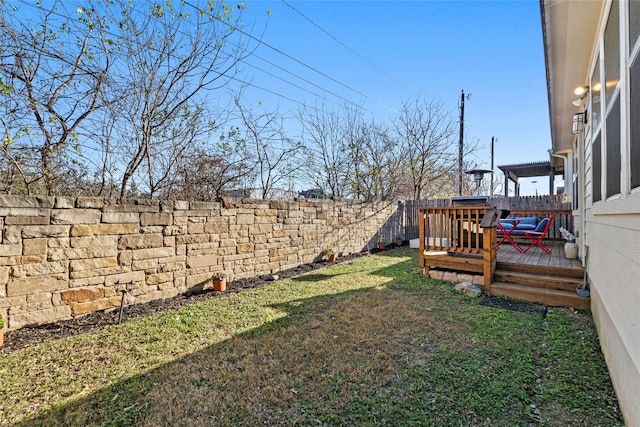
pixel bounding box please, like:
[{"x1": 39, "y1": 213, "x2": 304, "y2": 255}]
[
  {"x1": 604, "y1": 1, "x2": 620, "y2": 106},
  {"x1": 630, "y1": 0, "x2": 640, "y2": 53},
  {"x1": 593, "y1": 134, "x2": 602, "y2": 203},
  {"x1": 606, "y1": 96, "x2": 621, "y2": 197}
]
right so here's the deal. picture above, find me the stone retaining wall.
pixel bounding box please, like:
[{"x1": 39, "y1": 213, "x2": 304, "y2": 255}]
[{"x1": 0, "y1": 196, "x2": 397, "y2": 329}]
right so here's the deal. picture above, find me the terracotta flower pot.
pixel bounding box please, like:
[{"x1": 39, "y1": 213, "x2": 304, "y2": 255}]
[
  {"x1": 328, "y1": 253, "x2": 337, "y2": 262},
  {"x1": 212, "y1": 278, "x2": 227, "y2": 292},
  {"x1": 396, "y1": 239, "x2": 403, "y2": 246},
  {"x1": 377, "y1": 242, "x2": 385, "y2": 250}
]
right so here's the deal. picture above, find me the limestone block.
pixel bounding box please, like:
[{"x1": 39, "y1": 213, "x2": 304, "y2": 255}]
[
  {"x1": 131, "y1": 247, "x2": 174, "y2": 260},
  {"x1": 118, "y1": 234, "x2": 164, "y2": 250},
  {"x1": 163, "y1": 236, "x2": 175, "y2": 247},
  {"x1": 61, "y1": 287, "x2": 104, "y2": 304},
  {"x1": 69, "y1": 235, "x2": 118, "y2": 248},
  {"x1": 118, "y1": 251, "x2": 132, "y2": 267},
  {"x1": 9, "y1": 305, "x2": 72, "y2": 328},
  {"x1": 54, "y1": 196, "x2": 75, "y2": 209},
  {"x1": 176, "y1": 234, "x2": 210, "y2": 245},
  {"x1": 134, "y1": 289, "x2": 178, "y2": 305},
  {"x1": 174, "y1": 200, "x2": 190, "y2": 210},
  {"x1": 70, "y1": 265, "x2": 124, "y2": 280},
  {"x1": 428, "y1": 270, "x2": 445, "y2": 280},
  {"x1": 75, "y1": 197, "x2": 104, "y2": 208},
  {"x1": 218, "y1": 246, "x2": 236, "y2": 256},
  {"x1": 0, "y1": 206, "x2": 47, "y2": 219},
  {"x1": 186, "y1": 272, "x2": 212, "y2": 288},
  {"x1": 236, "y1": 214, "x2": 254, "y2": 225},
  {"x1": 190, "y1": 201, "x2": 219, "y2": 210},
  {"x1": 51, "y1": 209, "x2": 101, "y2": 225},
  {"x1": 204, "y1": 221, "x2": 229, "y2": 234},
  {"x1": 101, "y1": 212, "x2": 140, "y2": 224},
  {"x1": 187, "y1": 223, "x2": 204, "y2": 234},
  {"x1": 146, "y1": 272, "x2": 173, "y2": 286},
  {"x1": 3, "y1": 226, "x2": 21, "y2": 244},
  {"x1": 5, "y1": 216, "x2": 50, "y2": 225},
  {"x1": 0, "y1": 295, "x2": 26, "y2": 309},
  {"x1": 159, "y1": 261, "x2": 186, "y2": 273},
  {"x1": 163, "y1": 225, "x2": 187, "y2": 236},
  {"x1": 71, "y1": 296, "x2": 121, "y2": 316},
  {"x1": 69, "y1": 276, "x2": 105, "y2": 288},
  {"x1": 7, "y1": 274, "x2": 68, "y2": 297},
  {"x1": 457, "y1": 274, "x2": 475, "y2": 284},
  {"x1": 235, "y1": 243, "x2": 253, "y2": 254},
  {"x1": 22, "y1": 225, "x2": 70, "y2": 238},
  {"x1": 132, "y1": 258, "x2": 158, "y2": 271},
  {"x1": 472, "y1": 275, "x2": 485, "y2": 286},
  {"x1": 442, "y1": 271, "x2": 458, "y2": 283},
  {"x1": 70, "y1": 223, "x2": 138, "y2": 237},
  {"x1": 70, "y1": 257, "x2": 118, "y2": 272},
  {"x1": 140, "y1": 212, "x2": 172, "y2": 226},
  {"x1": 0, "y1": 195, "x2": 53, "y2": 208},
  {"x1": 11, "y1": 261, "x2": 67, "y2": 278},
  {"x1": 0, "y1": 244, "x2": 22, "y2": 256},
  {"x1": 48, "y1": 237, "x2": 70, "y2": 248},
  {"x1": 187, "y1": 254, "x2": 219, "y2": 268},
  {"x1": 23, "y1": 238, "x2": 47, "y2": 256}
]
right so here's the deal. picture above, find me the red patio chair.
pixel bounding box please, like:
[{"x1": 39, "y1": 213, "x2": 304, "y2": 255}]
[{"x1": 522, "y1": 214, "x2": 556, "y2": 254}]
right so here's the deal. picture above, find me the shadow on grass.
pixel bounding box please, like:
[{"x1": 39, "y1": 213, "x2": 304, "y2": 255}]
[{"x1": 16, "y1": 256, "x2": 421, "y2": 426}]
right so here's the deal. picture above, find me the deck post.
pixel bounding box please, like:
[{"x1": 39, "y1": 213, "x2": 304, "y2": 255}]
[{"x1": 482, "y1": 227, "x2": 496, "y2": 293}]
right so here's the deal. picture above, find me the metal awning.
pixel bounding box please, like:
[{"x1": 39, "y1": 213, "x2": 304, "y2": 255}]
[{"x1": 497, "y1": 160, "x2": 561, "y2": 196}]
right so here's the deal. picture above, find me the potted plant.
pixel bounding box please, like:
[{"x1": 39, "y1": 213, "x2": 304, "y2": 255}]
[
  {"x1": 212, "y1": 273, "x2": 227, "y2": 292},
  {"x1": 559, "y1": 227, "x2": 578, "y2": 259},
  {"x1": 395, "y1": 237, "x2": 403, "y2": 246},
  {"x1": 377, "y1": 241, "x2": 386, "y2": 250},
  {"x1": 321, "y1": 248, "x2": 337, "y2": 262}
]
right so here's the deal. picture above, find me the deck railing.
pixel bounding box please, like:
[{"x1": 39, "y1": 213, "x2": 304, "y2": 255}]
[{"x1": 418, "y1": 207, "x2": 572, "y2": 293}]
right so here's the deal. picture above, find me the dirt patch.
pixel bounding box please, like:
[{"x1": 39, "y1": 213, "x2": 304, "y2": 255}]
[
  {"x1": 479, "y1": 295, "x2": 548, "y2": 317},
  {"x1": 2, "y1": 251, "x2": 372, "y2": 354}
]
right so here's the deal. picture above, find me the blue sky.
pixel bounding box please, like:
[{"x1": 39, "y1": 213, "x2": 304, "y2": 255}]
[{"x1": 232, "y1": 0, "x2": 554, "y2": 196}]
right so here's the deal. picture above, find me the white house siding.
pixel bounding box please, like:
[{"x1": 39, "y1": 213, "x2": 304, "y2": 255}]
[
  {"x1": 587, "y1": 213, "x2": 640, "y2": 427},
  {"x1": 543, "y1": 0, "x2": 640, "y2": 424}
]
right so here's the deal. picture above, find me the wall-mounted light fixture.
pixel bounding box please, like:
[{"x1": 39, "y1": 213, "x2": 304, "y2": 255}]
[
  {"x1": 572, "y1": 110, "x2": 588, "y2": 134},
  {"x1": 572, "y1": 85, "x2": 590, "y2": 106}
]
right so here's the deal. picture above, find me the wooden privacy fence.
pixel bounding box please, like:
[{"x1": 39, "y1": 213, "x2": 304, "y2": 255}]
[{"x1": 405, "y1": 195, "x2": 571, "y2": 239}]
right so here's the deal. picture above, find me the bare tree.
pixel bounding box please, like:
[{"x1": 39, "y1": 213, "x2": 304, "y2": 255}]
[
  {"x1": 163, "y1": 126, "x2": 255, "y2": 201},
  {"x1": 0, "y1": 1, "x2": 118, "y2": 195},
  {"x1": 112, "y1": 1, "x2": 250, "y2": 200},
  {"x1": 394, "y1": 97, "x2": 459, "y2": 199},
  {"x1": 237, "y1": 101, "x2": 306, "y2": 199},
  {"x1": 297, "y1": 104, "x2": 354, "y2": 198}
]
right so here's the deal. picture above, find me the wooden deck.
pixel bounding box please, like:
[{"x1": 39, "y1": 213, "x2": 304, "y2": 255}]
[{"x1": 496, "y1": 240, "x2": 583, "y2": 270}]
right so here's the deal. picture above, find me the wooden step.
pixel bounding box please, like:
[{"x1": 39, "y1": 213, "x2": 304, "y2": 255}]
[
  {"x1": 496, "y1": 261, "x2": 584, "y2": 279},
  {"x1": 491, "y1": 282, "x2": 591, "y2": 310},
  {"x1": 493, "y1": 270, "x2": 583, "y2": 292}
]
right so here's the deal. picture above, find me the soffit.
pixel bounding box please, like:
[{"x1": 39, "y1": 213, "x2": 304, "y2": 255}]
[{"x1": 541, "y1": 0, "x2": 604, "y2": 154}]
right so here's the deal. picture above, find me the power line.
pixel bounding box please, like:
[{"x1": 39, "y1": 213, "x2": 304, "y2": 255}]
[{"x1": 281, "y1": 0, "x2": 411, "y2": 94}]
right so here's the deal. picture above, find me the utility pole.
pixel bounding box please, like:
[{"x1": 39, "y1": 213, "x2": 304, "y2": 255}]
[
  {"x1": 458, "y1": 90, "x2": 469, "y2": 196},
  {"x1": 490, "y1": 136, "x2": 496, "y2": 196}
]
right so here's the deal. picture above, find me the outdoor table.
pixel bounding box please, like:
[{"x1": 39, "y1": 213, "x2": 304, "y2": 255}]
[{"x1": 496, "y1": 219, "x2": 523, "y2": 252}]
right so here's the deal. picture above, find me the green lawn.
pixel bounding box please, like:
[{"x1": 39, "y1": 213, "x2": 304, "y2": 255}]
[{"x1": 0, "y1": 249, "x2": 623, "y2": 426}]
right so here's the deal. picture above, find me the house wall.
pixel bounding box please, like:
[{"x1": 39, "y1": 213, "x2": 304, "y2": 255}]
[
  {"x1": 573, "y1": 1, "x2": 640, "y2": 424},
  {"x1": 0, "y1": 196, "x2": 398, "y2": 330}
]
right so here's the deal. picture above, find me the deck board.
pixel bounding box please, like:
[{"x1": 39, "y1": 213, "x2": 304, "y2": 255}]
[{"x1": 497, "y1": 240, "x2": 583, "y2": 269}]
